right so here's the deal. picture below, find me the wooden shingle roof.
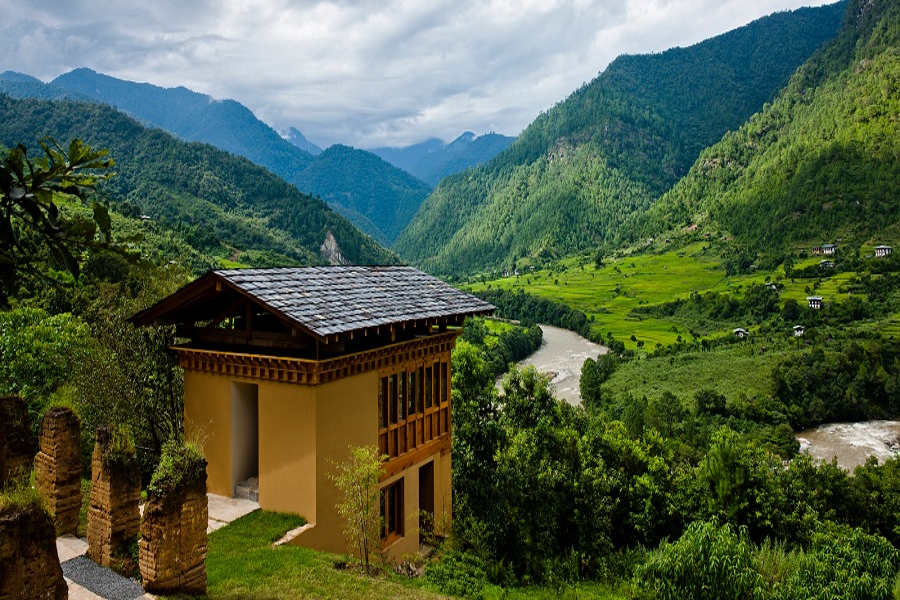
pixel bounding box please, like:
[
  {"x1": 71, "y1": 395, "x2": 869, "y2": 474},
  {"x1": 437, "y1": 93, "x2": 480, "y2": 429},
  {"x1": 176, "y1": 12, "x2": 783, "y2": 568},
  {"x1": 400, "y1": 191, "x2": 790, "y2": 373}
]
[{"x1": 130, "y1": 266, "x2": 494, "y2": 339}]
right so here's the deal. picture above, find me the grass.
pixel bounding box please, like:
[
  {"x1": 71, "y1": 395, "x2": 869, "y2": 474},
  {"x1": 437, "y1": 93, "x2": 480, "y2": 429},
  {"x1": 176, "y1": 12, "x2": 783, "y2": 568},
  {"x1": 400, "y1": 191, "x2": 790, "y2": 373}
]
[
  {"x1": 170, "y1": 510, "x2": 629, "y2": 600},
  {"x1": 0, "y1": 479, "x2": 44, "y2": 514},
  {"x1": 183, "y1": 510, "x2": 447, "y2": 600},
  {"x1": 466, "y1": 243, "x2": 870, "y2": 350},
  {"x1": 602, "y1": 339, "x2": 796, "y2": 403}
]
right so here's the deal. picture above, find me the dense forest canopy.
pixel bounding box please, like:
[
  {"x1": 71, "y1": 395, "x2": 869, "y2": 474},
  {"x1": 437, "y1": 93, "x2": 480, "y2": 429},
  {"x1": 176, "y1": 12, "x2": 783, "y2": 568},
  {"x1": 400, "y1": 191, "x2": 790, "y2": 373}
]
[
  {"x1": 394, "y1": 2, "x2": 847, "y2": 274},
  {"x1": 635, "y1": 0, "x2": 900, "y2": 252}
]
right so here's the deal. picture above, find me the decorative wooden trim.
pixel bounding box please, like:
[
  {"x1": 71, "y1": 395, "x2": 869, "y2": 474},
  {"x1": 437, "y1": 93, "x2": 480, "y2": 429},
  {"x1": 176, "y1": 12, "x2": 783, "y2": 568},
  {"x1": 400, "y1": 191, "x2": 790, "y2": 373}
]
[
  {"x1": 381, "y1": 435, "x2": 450, "y2": 480},
  {"x1": 173, "y1": 331, "x2": 460, "y2": 385}
]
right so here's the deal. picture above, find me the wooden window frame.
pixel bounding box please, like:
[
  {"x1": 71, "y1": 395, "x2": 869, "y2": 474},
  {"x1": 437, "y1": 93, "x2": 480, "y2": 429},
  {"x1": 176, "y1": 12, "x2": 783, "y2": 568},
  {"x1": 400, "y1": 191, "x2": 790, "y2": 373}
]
[
  {"x1": 378, "y1": 354, "x2": 452, "y2": 463},
  {"x1": 381, "y1": 478, "x2": 404, "y2": 541}
]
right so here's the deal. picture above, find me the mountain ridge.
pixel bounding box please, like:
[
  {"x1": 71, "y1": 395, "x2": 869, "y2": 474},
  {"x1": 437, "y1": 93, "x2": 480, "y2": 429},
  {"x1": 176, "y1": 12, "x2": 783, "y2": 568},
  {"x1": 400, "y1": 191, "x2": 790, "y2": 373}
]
[
  {"x1": 370, "y1": 131, "x2": 515, "y2": 186},
  {"x1": 0, "y1": 94, "x2": 394, "y2": 268},
  {"x1": 394, "y1": 1, "x2": 848, "y2": 274}
]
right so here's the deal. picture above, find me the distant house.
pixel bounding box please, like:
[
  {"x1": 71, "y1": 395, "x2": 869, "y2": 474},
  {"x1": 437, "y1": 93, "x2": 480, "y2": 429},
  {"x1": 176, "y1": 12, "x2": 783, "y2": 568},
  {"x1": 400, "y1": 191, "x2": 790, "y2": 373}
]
[
  {"x1": 733, "y1": 328, "x2": 749, "y2": 338},
  {"x1": 793, "y1": 325, "x2": 805, "y2": 337},
  {"x1": 819, "y1": 260, "x2": 835, "y2": 269},
  {"x1": 822, "y1": 244, "x2": 836, "y2": 256},
  {"x1": 807, "y1": 296, "x2": 823, "y2": 309},
  {"x1": 140, "y1": 215, "x2": 152, "y2": 221},
  {"x1": 766, "y1": 283, "x2": 778, "y2": 291},
  {"x1": 874, "y1": 245, "x2": 893, "y2": 258}
]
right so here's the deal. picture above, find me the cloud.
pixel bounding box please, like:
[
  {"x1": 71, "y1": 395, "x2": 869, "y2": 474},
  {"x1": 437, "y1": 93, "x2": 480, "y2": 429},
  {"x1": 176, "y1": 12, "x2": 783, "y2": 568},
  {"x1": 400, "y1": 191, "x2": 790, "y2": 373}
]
[{"x1": 1, "y1": 0, "x2": 833, "y2": 147}]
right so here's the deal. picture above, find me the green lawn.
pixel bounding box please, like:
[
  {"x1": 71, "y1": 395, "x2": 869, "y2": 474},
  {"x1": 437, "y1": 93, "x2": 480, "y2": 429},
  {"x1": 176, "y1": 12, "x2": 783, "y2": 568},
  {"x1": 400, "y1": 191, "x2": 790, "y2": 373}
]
[{"x1": 178, "y1": 510, "x2": 627, "y2": 600}]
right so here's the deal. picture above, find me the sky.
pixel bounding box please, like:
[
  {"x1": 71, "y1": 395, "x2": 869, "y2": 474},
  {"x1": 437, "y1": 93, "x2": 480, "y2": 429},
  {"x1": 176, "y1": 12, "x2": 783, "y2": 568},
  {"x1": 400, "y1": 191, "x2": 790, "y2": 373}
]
[{"x1": 1, "y1": 0, "x2": 833, "y2": 149}]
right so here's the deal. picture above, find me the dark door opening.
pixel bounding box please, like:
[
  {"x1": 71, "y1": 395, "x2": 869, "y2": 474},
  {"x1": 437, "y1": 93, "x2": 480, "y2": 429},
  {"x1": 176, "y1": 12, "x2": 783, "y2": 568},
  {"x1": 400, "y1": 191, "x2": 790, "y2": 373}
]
[
  {"x1": 231, "y1": 382, "x2": 259, "y2": 500},
  {"x1": 418, "y1": 461, "x2": 434, "y2": 535}
]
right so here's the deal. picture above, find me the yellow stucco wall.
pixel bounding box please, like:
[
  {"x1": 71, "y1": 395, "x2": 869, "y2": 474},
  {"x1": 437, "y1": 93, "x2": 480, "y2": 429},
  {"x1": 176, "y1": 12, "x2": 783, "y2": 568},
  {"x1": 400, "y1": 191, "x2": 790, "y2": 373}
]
[
  {"x1": 183, "y1": 364, "x2": 453, "y2": 558},
  {"x1": 184, "y1": 371, "x2": 233, "y2": 497}
]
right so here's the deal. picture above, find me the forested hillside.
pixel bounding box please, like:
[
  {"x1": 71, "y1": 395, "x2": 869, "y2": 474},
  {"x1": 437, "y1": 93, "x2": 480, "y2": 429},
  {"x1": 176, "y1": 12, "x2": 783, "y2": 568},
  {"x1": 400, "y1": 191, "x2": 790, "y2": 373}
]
[
  {"x1": 291, "y1": 145, "x2": 431, "y2": 244},
  {"x1": 42, "y1": 69, "x2": 431, "y2": 244},
  {"x1": 395, "y1": 2, "x2": 847, "y2": 274},
  {"x1": 0, "y1": 95, "x2": 393, "y2": 266},
  {"x1": 0, "y1": 71, "x2": 88, "y2": 101},
  {"x1": 637, "y1": 0, "x2": 900, "y2": 252},
  {"x1": 371, "y1": 131, "x2": 515, "y2": 186}
]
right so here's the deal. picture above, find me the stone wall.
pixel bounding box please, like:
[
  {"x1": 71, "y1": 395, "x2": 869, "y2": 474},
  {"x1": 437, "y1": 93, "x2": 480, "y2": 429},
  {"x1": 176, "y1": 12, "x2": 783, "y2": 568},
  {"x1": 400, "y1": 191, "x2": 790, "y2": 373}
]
[
  {"x1": 86, "y1": 427, "x2": 141, "y2": 567},
  {"x1": 34, "y1": 406, "x2": 83, "y2": 535},
  {"x1": 139, "y1": 486, "x2": 208, "y2": 594},
  {"x1": 0, "y1": 396, "x2": 34, "y2": 485},
  {"x1": 0, "y1": 503, "x2": 67, "y2": 600}
]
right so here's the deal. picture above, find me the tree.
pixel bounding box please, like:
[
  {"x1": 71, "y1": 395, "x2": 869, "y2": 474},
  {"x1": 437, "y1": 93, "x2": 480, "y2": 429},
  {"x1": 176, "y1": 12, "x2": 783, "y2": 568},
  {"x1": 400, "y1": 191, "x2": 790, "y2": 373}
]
[
  {"x1": 330, "y1": 445, "x2": 385, "y2": 575},
  {"x1": 0, "y1": 140, "x2": 115, "y2": 304}
]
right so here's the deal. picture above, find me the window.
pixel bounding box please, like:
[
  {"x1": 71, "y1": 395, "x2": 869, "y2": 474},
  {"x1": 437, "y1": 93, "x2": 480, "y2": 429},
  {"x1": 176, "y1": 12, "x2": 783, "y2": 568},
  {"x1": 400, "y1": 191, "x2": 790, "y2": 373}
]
[
  {"x1": 379, "y1": 377, "x2": 388, "y2": 428},
  {"x1": 381, "y1": 478, "x2": 404, "y2": 539},
  {"x1": 389, "y1": 374, "x2": 398, "y2": 424},
  {"x1": 424, "y1": 366, "x2": 433, "y2": 409},
  {"x1": 407, "y1": 371, "x2": 416, "y2": 416},
  {"x1": 440, "y1": 362, "x2": 448, "y2": 404},
  {"x1": 417, "y1": 366, "x2": 425, "y2": 413}
]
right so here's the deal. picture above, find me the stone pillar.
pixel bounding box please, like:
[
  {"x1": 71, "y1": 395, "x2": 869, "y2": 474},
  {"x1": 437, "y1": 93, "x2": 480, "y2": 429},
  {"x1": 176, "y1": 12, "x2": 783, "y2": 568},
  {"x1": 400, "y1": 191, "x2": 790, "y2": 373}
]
[
  {"x1": 140, "y1": 467, "x2": 208, "y2": 594},
  {"x1": 0, "y1": 502, "x2": 68, "y2": 600},
  {"x1": 86, "y1": 427, "x2": 141, "y2": 567},
  {"x1": 34, "y1": 406, "x2": 83, "y2": 535},
  {"x1": 0, "y1": 396, "x2": 35, "y2": 485}
]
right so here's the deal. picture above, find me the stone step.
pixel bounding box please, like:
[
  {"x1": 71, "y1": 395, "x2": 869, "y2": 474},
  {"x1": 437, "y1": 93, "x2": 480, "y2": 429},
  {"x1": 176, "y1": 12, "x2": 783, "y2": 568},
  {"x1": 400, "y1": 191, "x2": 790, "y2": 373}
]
[{"x1": 234, "y1": 477, "x2": 258, "y2": 502}]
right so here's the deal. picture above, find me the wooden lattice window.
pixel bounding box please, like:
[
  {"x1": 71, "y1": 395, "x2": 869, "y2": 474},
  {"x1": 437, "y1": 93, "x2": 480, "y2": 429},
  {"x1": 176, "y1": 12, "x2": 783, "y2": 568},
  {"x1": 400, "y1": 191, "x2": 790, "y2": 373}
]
[
  {"x1": 378, "y1": 357, "x2": 452, "y2": 460},
  {"x1": 381, "y1": 478, "x2": 404, "y2": 540}
]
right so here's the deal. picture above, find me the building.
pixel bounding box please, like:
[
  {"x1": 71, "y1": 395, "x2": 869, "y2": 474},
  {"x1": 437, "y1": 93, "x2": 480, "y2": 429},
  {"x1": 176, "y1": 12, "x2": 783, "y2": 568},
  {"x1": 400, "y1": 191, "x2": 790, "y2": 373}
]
[
  {"x1": 733, "y1": 328, "x2": 749, "y2": 338},
  {"x1": 766, "y1": 283, "x2": 778, "y2": 291},
  {"x1": 874, "y1": 245, "x2": 893, "y2": 258},
  {"x1": 807, "y1": 296, "x2": 823, "y2": 310},
  {"x1": 793, "y1": 325, "x2": 805, "y2": 337},
  {"x1": 130, "y1": 266, "x2": 494, "y2": 557},
  {"x1": 811, "y1": 243, "x2": 836, "y2": 256},
  {"x1": 819, "y1": 260, "x2": 835, "y2": 269}
]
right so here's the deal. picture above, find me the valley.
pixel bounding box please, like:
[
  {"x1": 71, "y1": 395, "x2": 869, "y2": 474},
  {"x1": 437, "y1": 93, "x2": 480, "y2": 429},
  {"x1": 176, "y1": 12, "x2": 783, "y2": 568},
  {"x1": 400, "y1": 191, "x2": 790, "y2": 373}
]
[{"x1": 1, "y1": 0, "x2": 899, "y2": 598}]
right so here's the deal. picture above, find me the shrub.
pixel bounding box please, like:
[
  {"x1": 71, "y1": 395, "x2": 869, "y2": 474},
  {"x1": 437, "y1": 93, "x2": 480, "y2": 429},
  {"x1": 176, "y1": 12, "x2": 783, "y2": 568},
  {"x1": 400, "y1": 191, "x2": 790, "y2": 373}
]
[
  {"x1": 425, "y1": 550, "x2": 488, "y2": 599},
  {"x1": 147, "y1": 439, "x2": 207, "y2": 498},
  {"x1": 635, "y1": 521, "x2": 761, "y2": 600},
  {"x1": 769, "y1": 524, "x2": 900, "y2": 600}
]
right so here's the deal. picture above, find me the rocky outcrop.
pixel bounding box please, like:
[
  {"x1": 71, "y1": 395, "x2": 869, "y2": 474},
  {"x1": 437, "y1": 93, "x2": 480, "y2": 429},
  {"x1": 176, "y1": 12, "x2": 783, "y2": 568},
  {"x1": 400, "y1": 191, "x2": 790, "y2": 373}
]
[
  {"x1": 0, "y1": 396, "x2": 34, "y2": 485},
  {"x1": 34, "y1": 406, "x2": 83, "y2": 535},
  {"x1": 320, "y1": 230, "x2": 347, "y2": 265},
  {"x1": 139, "y1": 485, "x2": 208, "y2": 595},
  {"x1": 86, "y1": 427, "x2": 141, "y2": 567},
  {"x1": 0, "y1": 502, "x2": 67, "y2": 600}
]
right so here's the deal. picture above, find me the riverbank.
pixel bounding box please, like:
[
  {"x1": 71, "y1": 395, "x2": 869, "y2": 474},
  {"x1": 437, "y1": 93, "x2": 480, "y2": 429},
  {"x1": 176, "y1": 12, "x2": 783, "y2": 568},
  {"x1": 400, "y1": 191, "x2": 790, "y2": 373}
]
[
  {"x1": 797, "y1": 420, "x2": 900, "y2": 471},
  {"x1": 513, "y1": 324, "x2": 608, "y2": 405}
]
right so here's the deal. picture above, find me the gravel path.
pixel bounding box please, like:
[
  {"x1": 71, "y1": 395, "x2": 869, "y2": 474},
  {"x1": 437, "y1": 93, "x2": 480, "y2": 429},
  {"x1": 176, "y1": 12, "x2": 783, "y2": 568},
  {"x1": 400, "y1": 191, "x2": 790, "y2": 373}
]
[{"x1": 61, "y1": 556, "x2": 145, "y2": 600}]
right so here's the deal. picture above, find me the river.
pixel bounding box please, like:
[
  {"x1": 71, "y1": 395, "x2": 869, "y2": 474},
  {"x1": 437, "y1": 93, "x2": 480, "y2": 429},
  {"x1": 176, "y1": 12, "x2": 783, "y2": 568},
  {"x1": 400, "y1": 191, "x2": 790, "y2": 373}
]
[
  {"x1": 511, "y1": 324, "x2": 608, "y2": 406},
  {"x1": 796, "y1": 420, "x2": 900, "y2": 471}
]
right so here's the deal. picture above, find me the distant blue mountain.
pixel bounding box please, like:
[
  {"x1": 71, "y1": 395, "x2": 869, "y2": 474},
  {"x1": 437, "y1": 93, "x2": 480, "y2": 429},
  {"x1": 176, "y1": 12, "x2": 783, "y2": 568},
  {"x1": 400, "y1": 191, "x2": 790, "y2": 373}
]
[
  {"x1": 370, "y1": 131, "x2": 516, "y2": 186},
  {"x1": 282, "y1": 126, "x2": 322, "y2": 155},
  {"x1": 5, "y1": 68, "x2": 431, "y2": 243}
]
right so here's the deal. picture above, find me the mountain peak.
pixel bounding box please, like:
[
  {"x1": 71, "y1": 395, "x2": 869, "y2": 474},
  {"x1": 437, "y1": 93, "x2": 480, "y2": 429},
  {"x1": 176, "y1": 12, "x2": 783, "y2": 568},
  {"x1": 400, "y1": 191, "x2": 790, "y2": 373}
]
[{"x1": 282, "y1": 126, "x2": 322, "y2": 155}]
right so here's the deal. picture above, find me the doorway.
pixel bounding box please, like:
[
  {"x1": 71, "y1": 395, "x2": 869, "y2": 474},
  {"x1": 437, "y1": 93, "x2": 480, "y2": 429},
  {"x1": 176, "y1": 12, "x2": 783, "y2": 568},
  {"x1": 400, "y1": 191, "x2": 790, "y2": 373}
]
[
  {"x1": 418, "y1": 461, "x2": 434, "y2": 535},
  {"x1": 231, "y1": 382, "x2": 259, "y2": 498}
]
